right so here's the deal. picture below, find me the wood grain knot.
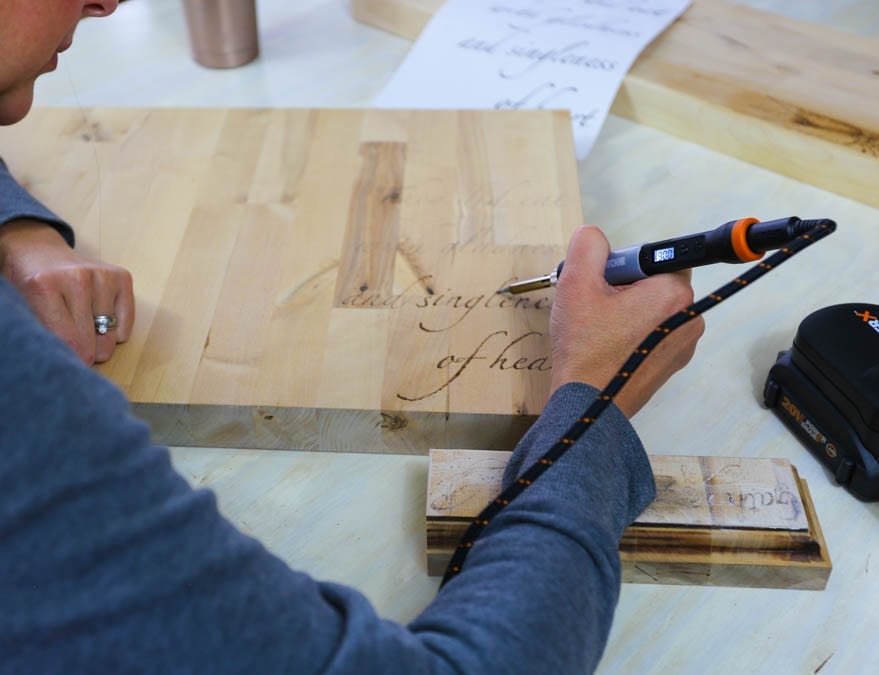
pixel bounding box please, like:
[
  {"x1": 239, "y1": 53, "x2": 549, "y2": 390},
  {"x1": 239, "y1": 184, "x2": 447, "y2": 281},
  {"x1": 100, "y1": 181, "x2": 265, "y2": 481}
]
[
  {"x1": 378, "y1": 412, "x2": 408, "y2": 431},
  {"x1": 79, "y1": 121, "x2": 113, "y2": 143},
  {"x1": 790, "y1": 108, "x2": 879, "y2": 157}
]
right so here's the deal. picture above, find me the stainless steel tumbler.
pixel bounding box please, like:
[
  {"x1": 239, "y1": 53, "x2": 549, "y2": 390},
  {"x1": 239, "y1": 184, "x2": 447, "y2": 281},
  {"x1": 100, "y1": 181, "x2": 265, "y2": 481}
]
[{"x1": 182, "y1": 0, "x2": 260, "y2": 69}]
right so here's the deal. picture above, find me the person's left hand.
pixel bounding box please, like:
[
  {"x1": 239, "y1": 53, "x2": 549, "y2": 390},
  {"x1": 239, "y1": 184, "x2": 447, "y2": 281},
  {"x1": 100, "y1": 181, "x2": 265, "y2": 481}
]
[{"x1": 0, "y1": 219, "x2": 134, "y2": 365}]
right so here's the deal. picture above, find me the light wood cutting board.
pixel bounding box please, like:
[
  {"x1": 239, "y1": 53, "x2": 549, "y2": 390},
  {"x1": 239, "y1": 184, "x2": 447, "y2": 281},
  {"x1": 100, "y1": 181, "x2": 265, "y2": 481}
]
[{"x1": 0, "y1": 107, "x2": 582, "y2": 453}]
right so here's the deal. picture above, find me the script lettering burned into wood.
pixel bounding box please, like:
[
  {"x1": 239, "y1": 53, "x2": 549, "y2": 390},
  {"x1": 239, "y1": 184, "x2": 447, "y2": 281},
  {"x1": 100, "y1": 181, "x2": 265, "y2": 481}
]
[{"x1": 0, "y1": 108, "x2": 582, "y2": 453}]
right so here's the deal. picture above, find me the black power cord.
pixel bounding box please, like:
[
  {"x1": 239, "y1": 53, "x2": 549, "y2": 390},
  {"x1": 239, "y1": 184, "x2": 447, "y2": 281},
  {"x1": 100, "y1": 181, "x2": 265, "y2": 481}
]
[{"x1": 441, "y1": 219, "x2": 836, "y2": 587}]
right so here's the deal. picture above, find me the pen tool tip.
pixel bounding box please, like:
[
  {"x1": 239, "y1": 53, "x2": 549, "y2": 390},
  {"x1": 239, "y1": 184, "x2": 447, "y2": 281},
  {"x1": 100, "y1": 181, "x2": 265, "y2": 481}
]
[{"x1": 496, "y1": 287, "x2": 510, "y2": 295}]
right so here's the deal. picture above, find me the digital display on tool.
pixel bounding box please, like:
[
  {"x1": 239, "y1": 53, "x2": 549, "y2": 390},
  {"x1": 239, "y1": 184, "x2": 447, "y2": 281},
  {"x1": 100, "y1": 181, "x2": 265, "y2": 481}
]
[
  {"x1": 498, "y1": 216, "x2": 824, "y2": 294},
  {"x1": 652, "y1": 246, "x2": 676, "y2": 263}
]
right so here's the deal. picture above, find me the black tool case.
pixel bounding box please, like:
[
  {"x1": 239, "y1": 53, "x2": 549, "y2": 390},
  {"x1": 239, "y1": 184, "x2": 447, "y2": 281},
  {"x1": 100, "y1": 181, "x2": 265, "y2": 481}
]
[{"x1": 764, "y1": 303, "x2": 879, "y2": 501}]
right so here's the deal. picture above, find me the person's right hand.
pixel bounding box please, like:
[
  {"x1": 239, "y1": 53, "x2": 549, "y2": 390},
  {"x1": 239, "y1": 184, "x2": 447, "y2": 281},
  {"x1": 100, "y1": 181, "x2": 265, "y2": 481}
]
[
  {"x1": 549, "y1": 225, "x2": 705, "y2": 418},
  {"x1": 0, "y1": 220, "x2": 134, "y2": 365}
]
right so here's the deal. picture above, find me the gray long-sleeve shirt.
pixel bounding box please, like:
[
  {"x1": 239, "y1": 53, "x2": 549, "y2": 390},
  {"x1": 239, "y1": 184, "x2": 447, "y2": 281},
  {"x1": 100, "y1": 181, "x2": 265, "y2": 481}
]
[
  {"x1": 0, "y1": 163, "x2": 656, "y2": 674},
  {"x1": 0, "y1": 158, "x2": 74, "y2": 245}
]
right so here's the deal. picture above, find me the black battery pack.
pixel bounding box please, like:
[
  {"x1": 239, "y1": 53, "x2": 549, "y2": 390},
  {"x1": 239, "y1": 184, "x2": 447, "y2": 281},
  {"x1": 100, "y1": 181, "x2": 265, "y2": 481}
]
[{"x1": 763, "y1": 303, "x2": 879, "y2": 501}]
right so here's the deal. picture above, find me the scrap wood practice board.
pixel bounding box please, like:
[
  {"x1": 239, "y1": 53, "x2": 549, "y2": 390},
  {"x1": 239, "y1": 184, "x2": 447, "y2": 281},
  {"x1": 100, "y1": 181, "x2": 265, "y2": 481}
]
[
  {"x1": 0, "y1": 107, "x2": 583, "y2": 453},
  {"x1": 351, "y1": 0, "x2": 879, "y2": 208},
  {"x1": 426, "y1": 449, "x2": 832, "y2": 589}
]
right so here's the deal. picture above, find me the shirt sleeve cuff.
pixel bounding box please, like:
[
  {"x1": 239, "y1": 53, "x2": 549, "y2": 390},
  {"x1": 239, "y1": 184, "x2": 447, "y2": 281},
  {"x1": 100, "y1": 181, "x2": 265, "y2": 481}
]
[
  {"x1": 502, "y1": 381, "x2": 657, "y2": 535},
  {"x1": 0, "y1": 158, "x2": 75, "y2": 247}
]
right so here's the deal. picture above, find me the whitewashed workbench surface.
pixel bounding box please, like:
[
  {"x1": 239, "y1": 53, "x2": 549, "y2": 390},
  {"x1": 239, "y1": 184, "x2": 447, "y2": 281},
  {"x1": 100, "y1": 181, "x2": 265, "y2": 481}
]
[{"x1": 27, "y1": 1, "x2": 879, "y2": 673}]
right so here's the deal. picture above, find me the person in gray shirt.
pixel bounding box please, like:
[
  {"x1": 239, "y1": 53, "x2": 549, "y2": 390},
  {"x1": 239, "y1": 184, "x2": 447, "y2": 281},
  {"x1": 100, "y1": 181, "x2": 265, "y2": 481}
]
[
  {"x1": 0, "y1": 1, "x2": 704, "y2": 672},
  {"x1": 0, "y1": 0, "x2": 133, "y2": 365}
]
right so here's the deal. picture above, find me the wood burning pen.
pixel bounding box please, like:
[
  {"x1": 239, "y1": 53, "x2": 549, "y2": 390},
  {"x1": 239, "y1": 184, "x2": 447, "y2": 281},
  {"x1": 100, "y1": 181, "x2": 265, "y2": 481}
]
[{"x1": 498, "y1": 217, "x2": 826, "y2": 294}]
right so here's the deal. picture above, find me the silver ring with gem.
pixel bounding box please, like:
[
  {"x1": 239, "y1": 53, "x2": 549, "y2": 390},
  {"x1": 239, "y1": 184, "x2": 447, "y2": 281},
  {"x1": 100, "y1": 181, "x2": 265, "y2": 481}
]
[{"x1": 94, "y1": 314, "x2": 118, "y2": 336}]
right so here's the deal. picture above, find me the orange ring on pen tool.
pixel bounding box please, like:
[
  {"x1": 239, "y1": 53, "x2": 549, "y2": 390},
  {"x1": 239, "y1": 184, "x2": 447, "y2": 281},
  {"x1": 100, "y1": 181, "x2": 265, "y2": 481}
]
[{"x1": 730, "y1": 217, "x2": 762, "y2": 262}]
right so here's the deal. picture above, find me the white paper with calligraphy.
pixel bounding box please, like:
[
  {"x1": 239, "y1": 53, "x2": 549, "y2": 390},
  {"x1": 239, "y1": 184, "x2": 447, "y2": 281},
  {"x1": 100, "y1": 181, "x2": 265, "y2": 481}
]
[{"x1": 373, "y1": 0, "x2": 690, "y2": 158}]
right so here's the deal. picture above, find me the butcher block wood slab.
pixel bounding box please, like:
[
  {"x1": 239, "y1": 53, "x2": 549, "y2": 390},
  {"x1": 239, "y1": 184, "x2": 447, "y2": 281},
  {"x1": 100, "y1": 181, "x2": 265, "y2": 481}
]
[
  {"x1": 351, "y1": 0, "x2": 879, "y2": 208},
  {"x1": 426, "y1": 449, "x2": 832, "y2": 589},
  {"x1": 0, "y1": 107, "x2": 582, "y2": 453}
]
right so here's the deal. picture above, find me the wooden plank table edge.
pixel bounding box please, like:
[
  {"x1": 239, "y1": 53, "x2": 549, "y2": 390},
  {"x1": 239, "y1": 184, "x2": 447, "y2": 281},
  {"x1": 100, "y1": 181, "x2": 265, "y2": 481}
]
[{"x1": 350, "y1": 0, "x2": 879, "y2": 209}]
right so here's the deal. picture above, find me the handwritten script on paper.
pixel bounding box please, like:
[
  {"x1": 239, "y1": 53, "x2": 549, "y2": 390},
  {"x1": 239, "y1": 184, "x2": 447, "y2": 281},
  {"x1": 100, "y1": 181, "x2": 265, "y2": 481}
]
[{"x1": 373, "y1": 0, "x2": 691, "y2": 158}]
